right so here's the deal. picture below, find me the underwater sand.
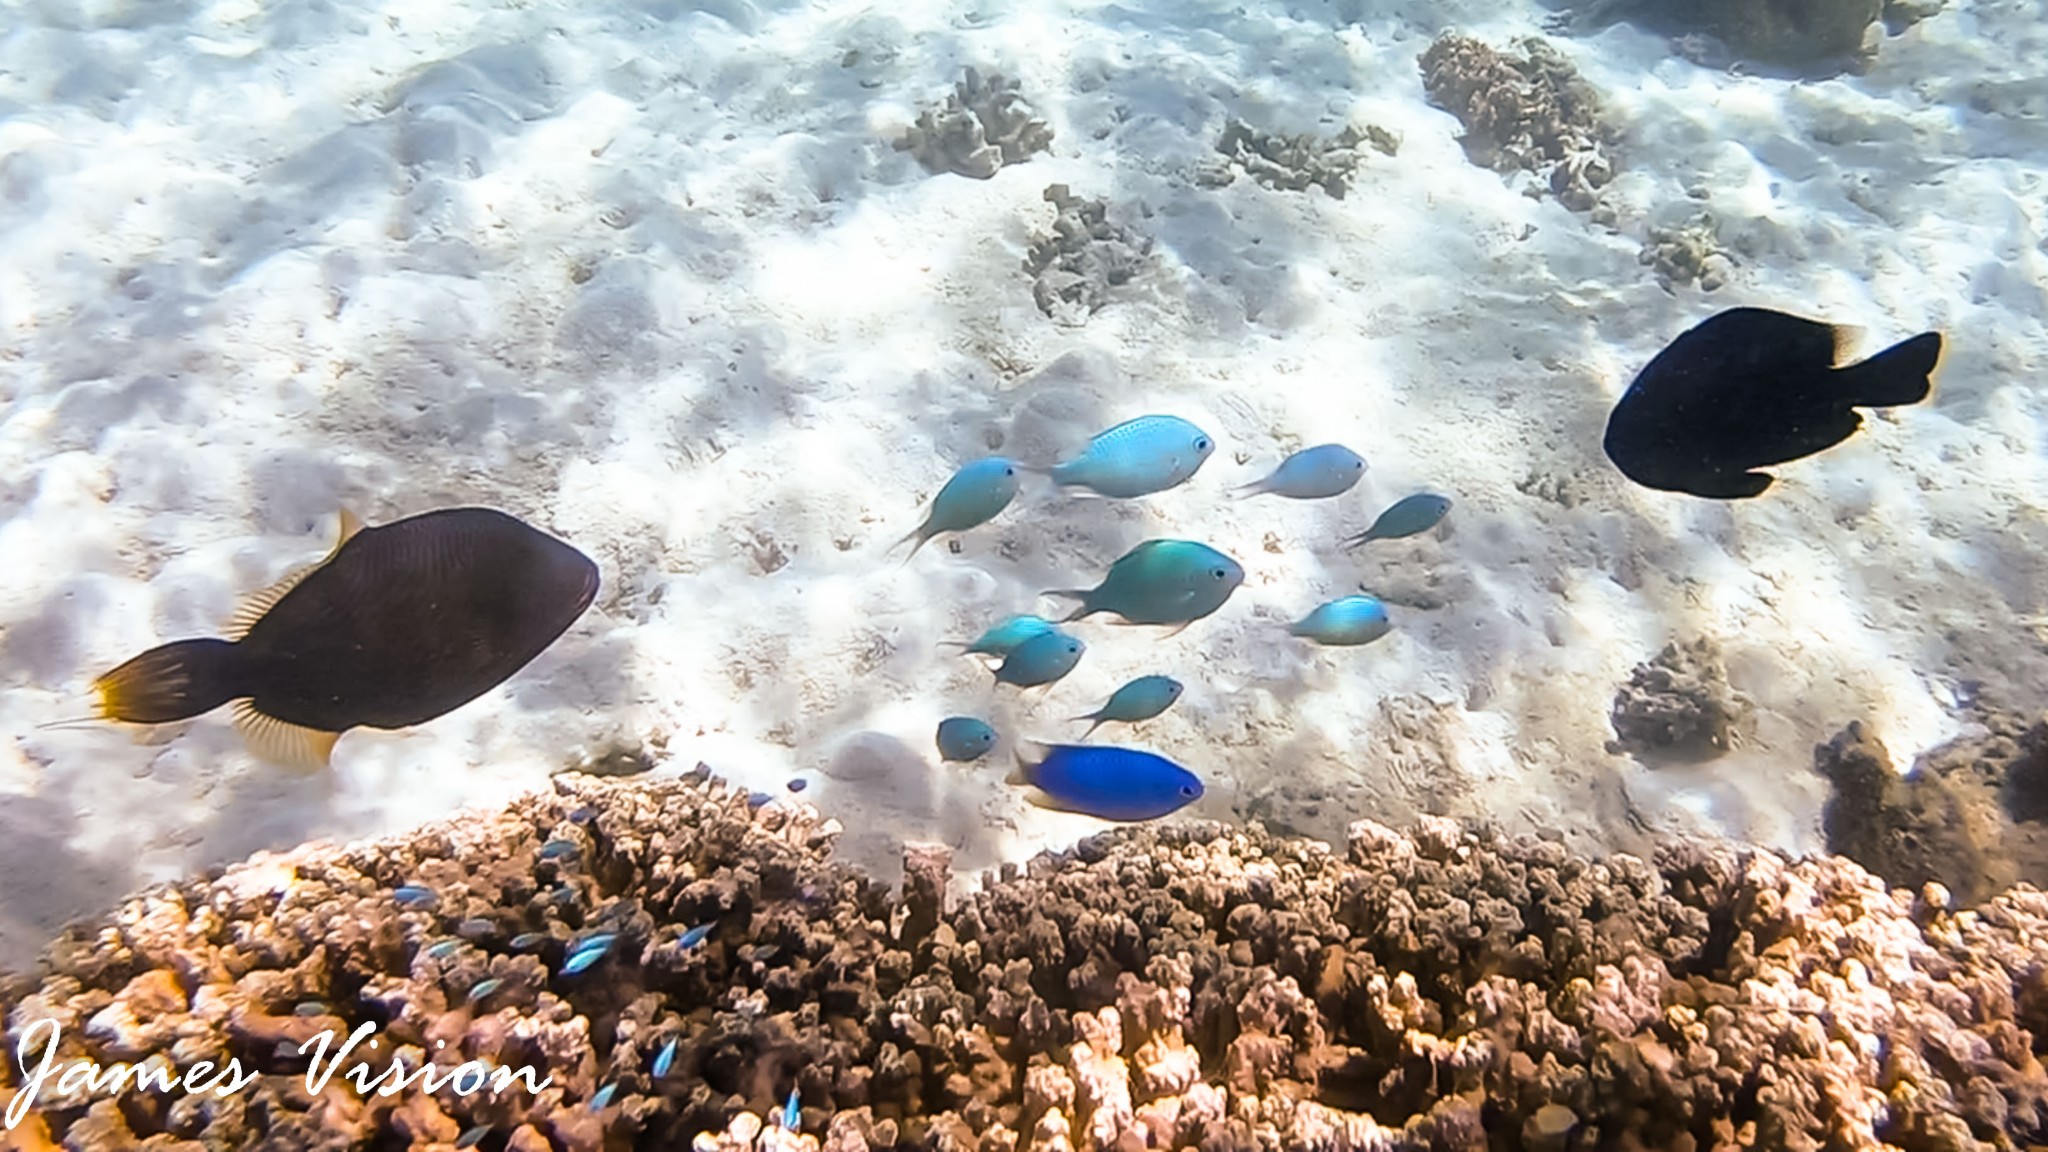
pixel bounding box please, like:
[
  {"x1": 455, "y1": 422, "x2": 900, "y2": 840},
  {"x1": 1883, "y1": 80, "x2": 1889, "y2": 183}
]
[{"x1": 0, "y1": 0, "x2": 2045, "y2": 970}]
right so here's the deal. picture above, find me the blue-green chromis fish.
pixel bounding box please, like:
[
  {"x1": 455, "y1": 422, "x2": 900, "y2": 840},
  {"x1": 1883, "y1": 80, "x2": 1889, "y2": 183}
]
[
  {"x1": 652, "y1": 1037, "x2": 678, "y2": 1079},
  {"x1": 896, "y1": 457, "x2": 1020, "y2": 560},
  {"x1": 1074, "y1": 675, "x2": 1183, "y2": 738},
  {"x1": 1345, "y1": 493, "x2": 1451, "y2": 546},
  {"x1": 1008, "y1": 743, "x2": 1204, "y2": 822},
  {"x1": 1049, "y1": 415, "x2": 1214, "y2": 498},
  {"x1": 1235, "y1": 443, "x2": 1366, "y2": 499},
  {"x1": 940, "y1": 613, "x2": 1054, "y2": 659},
  {"x1": 993, "y1": 629, "x2": 1085, "y2": 689},
  {"x1": 782, "y1": 1085, "x2": 801, "y2": 1130},
  {"x1": 1290, "y1": 595, "x2": 1391, "y2": 646},
  {"x1": 936, "y1": 716, "x2": 998, "y2": 762},
  {"x1": 1049, "y1": 540, "x2": 1244, "y2": 629}
]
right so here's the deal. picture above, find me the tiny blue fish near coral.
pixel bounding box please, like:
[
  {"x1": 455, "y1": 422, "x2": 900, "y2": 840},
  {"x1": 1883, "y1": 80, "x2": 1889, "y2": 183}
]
[
  {"x1": 936, "y1": 716, "x2": 998, "y2": 762},
  {"x1": 1073, "y1": 675, "x2": 1184, "y2": 738},
  {"x1": 1235, "y1": 443, "x2": 1367, "y2": 499},
  {"x1": 941, "y1": 613, "x2": 1054, "y2": 659},
  {"x1": 993, "y1": 628, "x2": 1086, "y2": 689},
  {"x1": 1008, "y1": 742, "x2": 1204, "y2": 822},
  {"x1": 1290, "y1": 595, "x2": 1393, "y2": 646},
  {"x1": 1048, "y1": 414, "x2": 1215, "y2": 498},
  {"x1": 1345, "y1": 492, "x2": 1452, "y2": 546},
  {"x1": 1049, "y1": 540, "x2": 1244, "y2": 629},
  {"x1": 896, "y1": 456, "x2": 1021, "y2": 559}
]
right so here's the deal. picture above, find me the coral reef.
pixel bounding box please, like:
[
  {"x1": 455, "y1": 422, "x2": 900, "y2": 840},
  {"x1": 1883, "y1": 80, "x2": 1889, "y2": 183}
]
[
  {"x1": 896, "y1": 68, "x2": 1052, "y2": 180},
  {"x1": 8, "y1": 770, "x2": 2048, "y2": 1149},
  {"x1": 1552, "y1": 0, "x2": 1941, "y2": 74},
  {"x1": 1023, "y1": 185, "x2": 1153, "y2": 327},
  {"x1": 1819, "y1": 712, "x2": 2048, "y2": 907},
  {"x1": 1638, "y1": 213, "x2": 1737, "y2": 293},
  {"x1": 1197, "y1": 118, "x2": 1391, "y2": 200},
  {"x1": 1418, "y1": 35, "x2": 1616, "y2": 214},
  {"x1": 1607, "y1": 637, "x2": 1750, "y2": 763}
]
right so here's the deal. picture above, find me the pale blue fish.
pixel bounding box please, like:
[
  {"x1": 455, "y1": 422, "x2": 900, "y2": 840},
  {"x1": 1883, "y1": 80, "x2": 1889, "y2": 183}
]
[
  {"x1": 1235, "y1": 443, "x2": 1367, "y2": 499},
  {"x1": 466, "y1": 977, "x2": 505, "y2": 1004},
  {"x1": 1290, "y1": 595, "x2": 1392, "y2": 646},
  {"x1": 1008, "y1": 743, "x2": 1204, "y2": 822},
  {"x1": 652, "y1": 1037, "x2": 678, "y2": 1079},
  {"x1": 1073, "y1": 675, "x2": 1183, "y2": 738},
  {"x1": 423, "y1": 939, "x2": 464, "y2": 961},
  {"x1": 456, "y1": 918, "x2": 497, "y2": 939},
  {"x1": 293, "y1": 1001, "x2": 331, "y2": 1017},
  {"x1": 538, "y1": 838, "x2": 579, "y2": 860},
  {"x1": 1048, "y1": 540, "x2": 1244, "y2": 630},
  {"x1": 936, "y1": 716, "x2": 998, "y2": 762},
  {"x1": 392, "y1": 885, "x2": 437, "y2": 909},
  {"x1": 781, "y1": 1085, "x2": 801, "y2": 1130},
  {"x1": 589, "y1": 1081, "x2": 618, "y2": 1111},
  {"x1": 456, "y1": 1125, "x2": 491, "y2": 1150},
  {"x1": 993, "y1": 629, "x2": 1085, "y2": 689},
  {"x1": 940, "y1": 613, "x2": 1054, "y2": 659},
  {"x1": 561, "y1": 945, "x2": 610, "y2": 976},
  {"x1": 1048, "y1": 415, "x2": 1215, "y2": 498},
  {"x1": 896, "y1": 457, "x2": 1021, "y2": 559},
  {"x1": 678, "y1": 920, "x2": 716, "y2": 949},
  {"x1": 1345, "y1": 493, "x2": 1451, "y2": 547},
  {"x1": 509, "y1": 931, "x2": 548, "y2": 951}
]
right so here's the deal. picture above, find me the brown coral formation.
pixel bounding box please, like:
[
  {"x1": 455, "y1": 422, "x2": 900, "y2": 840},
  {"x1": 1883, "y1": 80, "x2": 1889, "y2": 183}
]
[
  {"x1": 896, "y1": 68, "x2": 1052, "y2": 180},
  {"x1": 1023, "y1": 185, "x2": 1153, "y2": 327},
  {"x1": 1199, "y1": 118, "x2": 1386, "y2": 200},
  {"x1": 1419, "y1": 34, "x2": 1617, "y2": 214},
  {"x1": 7, "y1": 770, "x2": 2048, "y2": 1150},
  {"x1": 1608, "y1": 637, "x2": 1751, "y2": 764},
  {"x1": 1639, "y1": 214, "x2": 1738, "y2": 293},
  {"x1": 1819, "y1": 712, "x2": 2048, "y2": 908}
]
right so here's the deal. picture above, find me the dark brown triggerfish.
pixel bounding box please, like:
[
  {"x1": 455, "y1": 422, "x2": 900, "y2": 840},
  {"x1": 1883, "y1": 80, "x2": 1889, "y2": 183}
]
[
  {"x1": 1602, "y1": 307, "x2": 1944, "y2": 499},
  {"x1": 92, "y1": 506, "x2": 600, "y2": 769}
]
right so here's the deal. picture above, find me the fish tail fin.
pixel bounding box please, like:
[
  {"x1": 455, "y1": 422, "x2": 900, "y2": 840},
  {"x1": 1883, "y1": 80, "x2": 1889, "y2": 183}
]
[
  {"x1": 1836, "y1": 330, "x2": 1943, "y2": 408},
  {"x1": 1232, "y1": 478, "x2": 1272, "y2": 498},
  {"x1": 1043, "y1": 590, "x2": 1090, "y2": 622},
  {"x1": 892, "y1": 524, "x2": 932, "y2": 565},
  {"x1": 1340, "y1": 530, "x2": 1374, "y2": 550},
  {"x1": 92, "y1": 639, "x2": 244, "y2": 724},
  {"x1": 1076, "y1": 718, "x2": 1104, "y2": 739}
]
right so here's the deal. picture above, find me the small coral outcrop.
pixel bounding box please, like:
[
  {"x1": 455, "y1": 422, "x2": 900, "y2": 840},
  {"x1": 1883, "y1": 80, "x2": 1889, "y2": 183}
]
[
  {"x1": 1198, "y1": 118, "x2": 1390, "y2": 200},
  {"x1": 1638, "y1": 212, "x2": 1738, "y2": 293},
  {"x1": 1419, "y1": 34, "x2": 1617, "y2": 214},
  {"x1": 6, "y1": 770, "x2": 2047, "y2": 1148},
  {"x1": 896, "y1": 67, "x2": 1052, "y2": 180},
  {"x1": 1608, "y1": 637, "x2": 1750, "y2": 762},
  {"x1": 1023, "y1": 185, "x2": 1153, "y2": 326}
]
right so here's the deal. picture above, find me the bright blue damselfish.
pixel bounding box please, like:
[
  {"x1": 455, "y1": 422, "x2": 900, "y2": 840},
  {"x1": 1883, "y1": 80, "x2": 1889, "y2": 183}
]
[
  {"x1": 897, "y1": 456, "x2": 1021, "y2": 559},
  {"x1": 1345, "y1": 492, "x2": 1452, "y2": 546},
  {"x1": 1073, "y1": 675, "x2": 1183, "y2": 738},
  {"x1": 1050, "y1": 540, "x2": 1244, "y2": 628},
  {"x1": 1289, "y1": 595, "x2": 1392, "y2": 646},
  {"x1": 1049, "y1": 415, "x2": 1215, "y2": 498},
  {"x1": 936, "y1": 716, "x2": 998, "y2": 762},
  {"x1": 993, "y1": 628, "x2": 1086, "y2": 688},
  {"x1": 1010, "y1": 743, "x2": 1204, "y2": 822},
  {"x1": 942, "y1": 613, "x2": 1054, "y2": 659},
  {"x1": 1236, "y1": 443, "x2": 1367, "y2": 499}
]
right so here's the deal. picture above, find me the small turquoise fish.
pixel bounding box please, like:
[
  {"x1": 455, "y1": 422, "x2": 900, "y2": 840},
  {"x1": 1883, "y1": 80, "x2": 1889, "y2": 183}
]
[
  {"x1": 1289, "y1": 595, "x2": 1392, "y2": 646},
  {"x1": 1344, "y1": 493, "x2": 1451, "y2": 546},
  {"x1": 561, "y1": 947, "x2": 609, "y2": 976},
  {"x1": 589, "y1": 1081, "x2": 618, "y2": 1111},
  {"x1": 678, "y1": 921, "x2": 716, "y2": 950},
  {"x1": 509, "y1": 931, "x2": 548, "y2": 950},
  {"x1": 456, "y1": 1126, "x2": 491, "y2": 1150},
  {"x1": 569, "y1": 806, "x2": 598, "y2": 824},
  {"x1": 1049, "y1": 415, "x2": 1215, "y2": 498},
  {"x1": 466, "y1": 977, "x2": 505, "y2": 1004},
  {"x1": 1073, "y1": 675, "x2": 1183, "y2": 738},
  {"x1": 1010, "y1": 743, "x2": 1203, "y2": 822},
  {"x1": 392, "y1": 885, "x2": 437, "y2": 909},
  {"x1": 423, "y1": 939, "x2": 465, "y2": 960},
  {"x1": 1048, "y1": 540, "x2": 1244, "y2": 629},
  {"x1": 941, "y1": 613, "x2": 1054, "y2": 659},
  {"x1": 936, "y1": 717, "x2": 998, "y2": 762},
  {"x1": 652, "y1": 1037, "x2": 678, "y2": 1079},
  {"x1": 993, "y1": 629, "x2": 1085, "y2": 689},
  {"x1": 897, "y1": 457, "x2": 1021, "y2": 559},
  {"x1": 293, "y1": 1001, "x2": 331, "y2": 1017},
  {"x1": 781, "y1": 1085, "x2": 801, "y2": 1130},
  {"x1": 1235, "y1": 443, "x2": 1367, "y2": 499},
  {"x1": 538, "y1": 838, "x2": 579, "y2": 860}
]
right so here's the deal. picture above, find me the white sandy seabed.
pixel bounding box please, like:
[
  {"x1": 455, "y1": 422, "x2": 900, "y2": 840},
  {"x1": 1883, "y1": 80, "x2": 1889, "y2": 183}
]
[{"x1": 0, "y1": 0, "x2": 2045, "y2": 970}]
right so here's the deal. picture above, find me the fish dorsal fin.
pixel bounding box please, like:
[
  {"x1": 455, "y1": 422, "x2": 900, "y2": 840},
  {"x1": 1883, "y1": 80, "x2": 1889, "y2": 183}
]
[
  {"x1": 224, "y1": 508, "x2": 365, "y2": 641},
  {"x1": 1829, "y1": 323, "x2": 1866, "y2": 368},
  {"x1": 231, "y1": 700, "x2": 342, "y2": 772}
]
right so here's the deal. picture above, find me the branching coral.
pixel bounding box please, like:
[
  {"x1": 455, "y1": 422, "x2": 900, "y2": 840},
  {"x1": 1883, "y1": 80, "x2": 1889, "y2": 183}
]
[
  {"x1": 6, "y1": 770, "x2": 2047, "y2": 1149},
  {"x1": 1200, "y1": 118, "x2": 1381, "y2": 200},
  {"x1": 1022, "y1": 185, "x2": 1153, "y2": 327},
  {"x1": 1419, "y1": 34, "x2": 1617, "y2": 214},
  {"x1": 896, "y1": 68, "x2": 1052, "y2": 180}
]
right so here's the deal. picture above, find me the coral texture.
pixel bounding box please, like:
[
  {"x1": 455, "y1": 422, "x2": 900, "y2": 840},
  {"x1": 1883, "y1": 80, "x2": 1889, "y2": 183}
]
[
  {"x1": 1419, "y1": 35, "x2": 1616, "y2": 214},
  {"x1": 1607, "y1": 637, "x2": 1751, "y2": 764},
  {"x1": 1023, "y1": 185, "x2": 1153, "y2": 327},
  {"x1": 896, "y1": 68, "x2": 1052, "y2": 180},
  {"x1": 1199, "y1": 118, "x2": 1383, "y2": 200},
  {"x1": 6, "y1": 770, "x2": 2048, "y2": 1150}
]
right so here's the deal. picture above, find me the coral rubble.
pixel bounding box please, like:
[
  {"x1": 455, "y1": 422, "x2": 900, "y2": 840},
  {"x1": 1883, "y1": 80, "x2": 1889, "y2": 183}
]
[
  {"x1": 896, "y1": 68, "x2": 1052, "y2": 180},
  {"x1": 1419, "y1": 34, "x2": 1617, "y2": 215},
  {"x1": 1199, "y1": 118, "x2": 1387, "y2": 200},
  {"x1": 1023, "y1": 185, "x2": 1153, "y2": 326},
  {"x1": 7, "y1": 769, "x2": 2048, "y2": 1149},
  {"x1": 1607, "y1": 637, "x2": 1751, "y2": 763},
  {"x1": 1819, "y1": 712, "x2": 2048, "y2": 908},
  {"x1": 1638, "y1": 213, "x2": 1737, "y2": 293}
]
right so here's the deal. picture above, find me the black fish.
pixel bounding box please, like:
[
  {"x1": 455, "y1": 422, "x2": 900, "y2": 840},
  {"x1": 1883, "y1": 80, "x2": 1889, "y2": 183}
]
[
  {"x1": 1602, "y1": 307, "x2": 1944, "y2": 499},
  {"x1": 93, "y1": 506, "x2": 599, "y2": 768}
]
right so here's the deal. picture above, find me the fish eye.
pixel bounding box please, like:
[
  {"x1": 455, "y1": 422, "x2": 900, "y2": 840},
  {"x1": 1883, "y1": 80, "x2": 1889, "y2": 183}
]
[
  {"x1": 1180, "y1": 785, "x2": 1197, "y2": 797},
  {"x1": 1211, "y1": 567, "x2": 1227, "y2": 579},
  {"x1": 1195, "y1": 437, "x2": 1211, "y2": 451},
  {"x1": 1004, "y1": 466, "x2": 1015, "y2": 476}
]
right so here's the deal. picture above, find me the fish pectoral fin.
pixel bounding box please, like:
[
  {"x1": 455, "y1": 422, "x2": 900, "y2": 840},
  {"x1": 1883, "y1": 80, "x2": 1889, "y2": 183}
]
[{"x1": 231, "y1": 701, "x2": 342, "y2": 772}]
